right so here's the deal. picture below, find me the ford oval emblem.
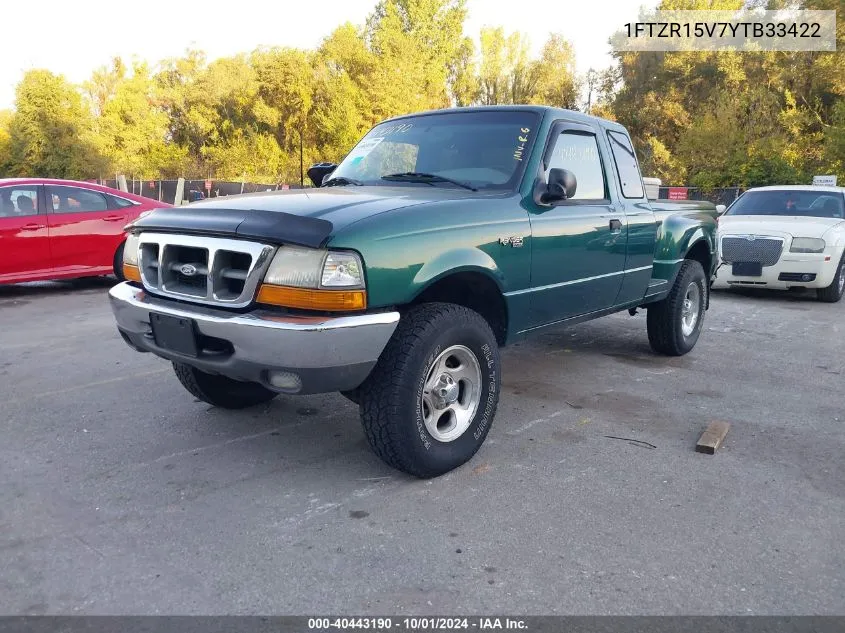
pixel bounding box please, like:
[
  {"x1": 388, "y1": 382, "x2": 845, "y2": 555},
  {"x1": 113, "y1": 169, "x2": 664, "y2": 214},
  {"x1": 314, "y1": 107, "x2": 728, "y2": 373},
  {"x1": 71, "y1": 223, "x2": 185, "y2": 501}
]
[
  {"x1": 180, "y1": 264, "x2": 198, "y2": 276},
  {"x1": 745, "y1": 235, "x2": 756, "y2": 241}
]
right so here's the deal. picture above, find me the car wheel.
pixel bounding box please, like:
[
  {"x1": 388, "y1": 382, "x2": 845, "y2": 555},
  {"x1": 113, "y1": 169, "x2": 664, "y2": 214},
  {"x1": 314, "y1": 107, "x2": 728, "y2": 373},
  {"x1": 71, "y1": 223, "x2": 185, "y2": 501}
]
[
  {"x1": 817, "y1": 253, "x2": 845, "y2": 303},
  {"x1": 358, "y1": 303, "x2": 501, "y2": 478},
  {"x1": 647, "y1": 259, "x2": 707, "y2": 356},
  {"x1": 113, "y1": 242, "x2": 126, "y2": 281},
  {"x1": 172, "y1": 362, "x2": 277, "y2": 409}
]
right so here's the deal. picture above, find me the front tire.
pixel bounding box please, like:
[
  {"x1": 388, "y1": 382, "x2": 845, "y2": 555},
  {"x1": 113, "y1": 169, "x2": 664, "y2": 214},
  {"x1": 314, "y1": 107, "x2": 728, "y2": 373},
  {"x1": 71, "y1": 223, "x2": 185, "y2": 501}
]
[
  {"x1": 647, "y1": 260, "x2": 707, "y2": 356},
  {"x1": 358, "y1": 303, "x2": 501, "y2": 478},
  {"x1": 817, "y1": 253, "x2": 845, "y2": 303},
  {"x1": 172, "y1": 362, "x2": 277, "y2": 409},
  {"x1": 113, "y1": 242, "x2": 126, "y2": 281}
]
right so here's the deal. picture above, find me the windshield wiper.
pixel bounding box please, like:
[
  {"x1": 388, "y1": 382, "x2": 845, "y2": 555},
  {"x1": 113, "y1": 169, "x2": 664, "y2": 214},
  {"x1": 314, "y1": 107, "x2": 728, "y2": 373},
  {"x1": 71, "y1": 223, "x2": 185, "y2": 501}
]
[
  {"x1": 381, "y1": 172, "x2": 477, "y2": 192},
  {"x1": 322, "y1": 176, "x2": 363, "y2": 187}
]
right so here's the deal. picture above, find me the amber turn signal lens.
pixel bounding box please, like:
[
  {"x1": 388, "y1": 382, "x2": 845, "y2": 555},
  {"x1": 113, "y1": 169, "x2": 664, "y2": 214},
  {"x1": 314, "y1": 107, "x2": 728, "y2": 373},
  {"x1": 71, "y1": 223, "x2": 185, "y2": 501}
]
[
  {"x1": 123, "y1": 263, "x2": 142, "y2": 283},
  {"x1": 257, "y1": 284, "x2": 367, "y2": 311}
]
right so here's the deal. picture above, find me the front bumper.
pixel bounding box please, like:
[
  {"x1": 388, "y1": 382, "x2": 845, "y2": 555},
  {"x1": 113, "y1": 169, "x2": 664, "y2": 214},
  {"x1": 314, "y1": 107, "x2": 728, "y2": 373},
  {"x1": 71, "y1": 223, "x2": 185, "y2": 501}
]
[
  {"x1": 109, "y1": 282, "x2": 399, "y2": 394},
  {"x1": 713, "y1": 252, "x2": 840, "y2": 290}
]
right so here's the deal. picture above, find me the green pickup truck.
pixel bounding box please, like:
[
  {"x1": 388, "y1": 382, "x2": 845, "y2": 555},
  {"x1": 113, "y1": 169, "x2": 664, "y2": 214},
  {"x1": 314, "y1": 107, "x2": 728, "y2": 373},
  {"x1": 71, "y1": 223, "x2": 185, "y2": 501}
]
[{"x1": 110, "y1": 106, "x2": 717, "y2": 477}]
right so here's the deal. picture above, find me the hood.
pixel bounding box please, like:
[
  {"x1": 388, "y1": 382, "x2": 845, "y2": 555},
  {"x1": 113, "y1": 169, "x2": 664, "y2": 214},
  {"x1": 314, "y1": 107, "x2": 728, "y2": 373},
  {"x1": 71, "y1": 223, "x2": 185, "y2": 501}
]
[
  {"x1": 718, "y1": 215, "x2": 844, "y2": 239},
  {"x1": 132, "y1": 186, "x2": 490, "y2": 247}
]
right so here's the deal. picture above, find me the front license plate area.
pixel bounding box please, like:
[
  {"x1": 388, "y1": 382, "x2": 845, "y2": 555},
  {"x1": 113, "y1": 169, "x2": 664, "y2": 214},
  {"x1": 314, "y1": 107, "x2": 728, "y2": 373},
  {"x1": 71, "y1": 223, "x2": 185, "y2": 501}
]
[
  {"x1": 149, "y1": 313, "x2": 199, "y2": 357},
  {"x1": 732, "y1": 262, "x2": 762, "y2": 277}
]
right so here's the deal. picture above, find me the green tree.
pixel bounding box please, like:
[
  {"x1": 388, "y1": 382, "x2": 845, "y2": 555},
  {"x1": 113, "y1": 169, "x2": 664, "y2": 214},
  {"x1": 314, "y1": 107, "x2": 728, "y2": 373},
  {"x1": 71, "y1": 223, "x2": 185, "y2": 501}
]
[
  {"x1": 2, "y1": 70, "x2": 105, "y2": 179},
  {"x1": 88, "y1": 60, "x2": 186, "y2": 178}
]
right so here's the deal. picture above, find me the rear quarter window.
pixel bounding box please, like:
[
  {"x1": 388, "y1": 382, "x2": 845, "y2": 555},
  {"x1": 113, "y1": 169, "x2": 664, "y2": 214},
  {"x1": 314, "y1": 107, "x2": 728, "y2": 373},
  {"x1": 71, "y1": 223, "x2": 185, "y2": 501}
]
[{"x1": 607, "y1": 130, "x2": 645, "y2": 199}]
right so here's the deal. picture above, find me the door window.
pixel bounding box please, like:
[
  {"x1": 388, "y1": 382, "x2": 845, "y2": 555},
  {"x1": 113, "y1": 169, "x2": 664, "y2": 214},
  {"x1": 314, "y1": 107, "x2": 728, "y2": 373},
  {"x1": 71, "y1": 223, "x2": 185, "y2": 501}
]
[
  {"x1": 0, "y1": 186, "x2": 40, "y2": 217},
  {"x1": 607, "y1": 130, "x2": 645, "y2": 199},
  {"x1": 48, "y1": 186, "x2": 109, "y2": 213},
  {"x1": 546, "y1": 132, "x2": 607, "y2": 201}
]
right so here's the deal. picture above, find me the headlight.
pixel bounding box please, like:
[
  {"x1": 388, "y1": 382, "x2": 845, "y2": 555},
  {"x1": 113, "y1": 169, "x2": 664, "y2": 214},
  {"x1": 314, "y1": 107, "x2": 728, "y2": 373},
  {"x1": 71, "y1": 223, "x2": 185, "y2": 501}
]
[
  {"x1": 123, "y1": 233, "x2": 140, "y2": 266},
  {"x1": 321, "y1": 252, "x2": 365, "y2": 288},
  {"x1": 121, "y1": 233, "x2": 142, "y2": 283},
  {"x1": 263, "y1": 245, "x2": 326, "y2": 288},
  {"x1": 259, "y1": 247, "x2": 367, "y2": 311},
  {"x1": 790, "y1": 237, "x2": 826, "y2": 253}
]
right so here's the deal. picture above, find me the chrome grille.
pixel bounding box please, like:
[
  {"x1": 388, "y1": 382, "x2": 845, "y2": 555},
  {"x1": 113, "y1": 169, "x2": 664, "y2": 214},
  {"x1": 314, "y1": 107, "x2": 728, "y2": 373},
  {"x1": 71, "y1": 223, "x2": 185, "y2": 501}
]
[
  {"x1": 135, "y1": 232, "x2": 275, "y2": 308},
  {"x1": 721, "y1": 236, "x2": 783, "y2": 267}
]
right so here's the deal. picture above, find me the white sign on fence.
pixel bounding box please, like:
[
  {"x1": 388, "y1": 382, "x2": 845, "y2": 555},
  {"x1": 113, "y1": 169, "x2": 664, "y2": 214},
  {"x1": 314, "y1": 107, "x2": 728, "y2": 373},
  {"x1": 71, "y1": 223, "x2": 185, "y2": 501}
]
[{"x1": 812, "y1": 175, "x2": 838, "y2": 186}]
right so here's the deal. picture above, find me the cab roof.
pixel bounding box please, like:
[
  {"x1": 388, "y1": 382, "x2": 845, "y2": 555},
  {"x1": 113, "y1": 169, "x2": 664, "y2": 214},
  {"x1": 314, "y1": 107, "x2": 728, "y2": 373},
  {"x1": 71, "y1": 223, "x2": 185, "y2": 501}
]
[{"x1": 379, "y1": 105, "x2": 629, "y2": 134}]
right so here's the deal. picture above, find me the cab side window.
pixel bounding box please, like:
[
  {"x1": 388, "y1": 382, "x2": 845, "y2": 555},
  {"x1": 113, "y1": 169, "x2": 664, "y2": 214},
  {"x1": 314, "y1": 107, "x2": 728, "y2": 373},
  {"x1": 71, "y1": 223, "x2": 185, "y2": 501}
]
[
  {"x1": 546, "y1": 132, "x2": 607, "y2": 201},
  {"x1": 607, "y1": 130, "x2": 645, "y2": 199},
  {"x1": 0, "y1": 186, "x2": 40, "y2": 218},
  {"x1": 48, "y1": 186, "x2": 109, "y2": 213}
]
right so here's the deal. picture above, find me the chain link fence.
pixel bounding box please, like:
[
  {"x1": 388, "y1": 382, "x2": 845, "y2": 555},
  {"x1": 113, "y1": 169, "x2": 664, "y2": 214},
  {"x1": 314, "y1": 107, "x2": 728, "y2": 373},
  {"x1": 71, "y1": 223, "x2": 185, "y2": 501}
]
[{"x1": 98, "y1": 179, "x2": 308, "y2": 205}]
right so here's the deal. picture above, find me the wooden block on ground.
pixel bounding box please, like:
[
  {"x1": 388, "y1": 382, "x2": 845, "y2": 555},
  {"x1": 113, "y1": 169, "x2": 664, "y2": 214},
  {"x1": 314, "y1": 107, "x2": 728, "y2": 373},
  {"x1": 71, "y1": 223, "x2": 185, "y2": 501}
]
[{"x1": 696, "y1": 421, "x2": 730, "y2": 454}]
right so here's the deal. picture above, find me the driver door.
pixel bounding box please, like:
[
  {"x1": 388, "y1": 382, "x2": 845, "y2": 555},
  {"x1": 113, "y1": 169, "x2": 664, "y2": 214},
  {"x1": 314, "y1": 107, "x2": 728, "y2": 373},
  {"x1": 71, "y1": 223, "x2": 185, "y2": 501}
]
[{"x1": 524, "y1": 121, "x2": 628, "y2": 326}]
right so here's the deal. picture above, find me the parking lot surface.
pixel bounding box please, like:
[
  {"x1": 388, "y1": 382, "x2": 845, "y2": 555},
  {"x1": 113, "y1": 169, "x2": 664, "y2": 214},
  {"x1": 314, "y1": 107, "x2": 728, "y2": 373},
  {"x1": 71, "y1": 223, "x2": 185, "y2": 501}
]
[{"x1": 1, "y1": 279, "x2": 843, "y2": 615}]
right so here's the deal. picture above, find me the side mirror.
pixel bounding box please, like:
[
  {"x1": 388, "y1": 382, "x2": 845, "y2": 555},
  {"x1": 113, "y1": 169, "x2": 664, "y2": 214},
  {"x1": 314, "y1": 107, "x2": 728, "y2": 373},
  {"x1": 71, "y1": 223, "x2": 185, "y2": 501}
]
[
  {"x1": 542, "y1": 168, "x2": 577, "y2": 203},
  {"x1": 306, "y1": 162, "x2": 337, "y2": 188},
  {"x1": 715, "y1": 204, "x2": 727, "y2": 216}
]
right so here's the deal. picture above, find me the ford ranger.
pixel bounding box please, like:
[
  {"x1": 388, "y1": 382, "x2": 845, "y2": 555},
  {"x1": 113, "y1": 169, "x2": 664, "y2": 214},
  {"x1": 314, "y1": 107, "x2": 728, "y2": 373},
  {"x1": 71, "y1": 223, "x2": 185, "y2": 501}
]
[{"x1": 109, "y1": 106, "x2": 718, "y2": 477}]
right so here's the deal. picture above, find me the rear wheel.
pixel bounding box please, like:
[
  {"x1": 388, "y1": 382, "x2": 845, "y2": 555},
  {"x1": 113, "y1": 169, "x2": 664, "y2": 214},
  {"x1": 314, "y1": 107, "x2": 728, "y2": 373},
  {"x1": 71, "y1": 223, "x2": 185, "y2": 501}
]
[
  {"x1": 172, "y1": 362, "x2": 277, "y2": 409},
  {"x1": 113, "y1": 242, "x2": 126, "y2": 281},
  {"x1": 817, "y1": 253, "x2": 845, "y2": 303},
  {"x1": 647, "y1": 260, "x2": 707, "y2": 356},
  {"x1": 358, "y1": 303, "x2": 501, "y2": 478}
]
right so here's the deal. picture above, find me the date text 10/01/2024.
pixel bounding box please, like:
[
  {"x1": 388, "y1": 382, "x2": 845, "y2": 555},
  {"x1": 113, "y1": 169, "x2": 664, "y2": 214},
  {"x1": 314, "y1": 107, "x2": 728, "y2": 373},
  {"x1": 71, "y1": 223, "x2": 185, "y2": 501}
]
[{"x1": 308, "y1": 618, "x2": 528, "y2": 630}]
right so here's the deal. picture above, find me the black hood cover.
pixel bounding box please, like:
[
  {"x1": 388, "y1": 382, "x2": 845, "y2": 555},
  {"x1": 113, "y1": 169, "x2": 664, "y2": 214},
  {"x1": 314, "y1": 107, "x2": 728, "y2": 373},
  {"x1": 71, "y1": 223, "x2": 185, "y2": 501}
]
[{"x1": 130, "y1": 207, "x2": 333, "y2": 248}]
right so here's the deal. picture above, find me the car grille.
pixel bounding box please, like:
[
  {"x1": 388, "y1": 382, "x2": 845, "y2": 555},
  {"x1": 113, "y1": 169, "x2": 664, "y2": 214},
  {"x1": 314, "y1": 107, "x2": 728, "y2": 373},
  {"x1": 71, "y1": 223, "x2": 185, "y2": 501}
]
[
  {"x1": 721, "y1": 236, "x2": 783, "y2": 267},
  {"x1": 135, "y1": 232, "x2": 275, "y2": 308}
]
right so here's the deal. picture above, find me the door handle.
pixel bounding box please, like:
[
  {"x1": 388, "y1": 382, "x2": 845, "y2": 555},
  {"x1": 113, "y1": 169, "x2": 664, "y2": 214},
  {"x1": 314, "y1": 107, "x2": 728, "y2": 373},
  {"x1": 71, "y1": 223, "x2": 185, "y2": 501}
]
[
  {"x1": 20, "y1": 223, "x2": 41, "y2": 232},
  {"x1": 609, "y1": 219, "x2": 623, "y2": 233},
  {"x1": 103, "y1": 215, "x2": 124, "y2": 222}
]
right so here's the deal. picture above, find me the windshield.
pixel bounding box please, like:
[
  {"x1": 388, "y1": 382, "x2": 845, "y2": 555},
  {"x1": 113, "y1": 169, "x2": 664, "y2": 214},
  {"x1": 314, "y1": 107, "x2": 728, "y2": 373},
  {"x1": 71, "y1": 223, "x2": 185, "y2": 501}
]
[
  {"x1": 329, "y1": 110, "x2": 540, "y2": 190},
  {"x1": 727, "y1": 190, "x2": 845, "y2": 219}
]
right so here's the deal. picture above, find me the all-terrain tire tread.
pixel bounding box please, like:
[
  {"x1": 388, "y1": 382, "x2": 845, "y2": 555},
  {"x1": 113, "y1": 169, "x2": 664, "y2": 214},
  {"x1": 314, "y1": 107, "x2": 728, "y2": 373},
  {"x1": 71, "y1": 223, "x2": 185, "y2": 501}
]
[
  {"x1": 647, "y1": 259, "x2": 705, "y2": 356},
  {"x1": 358, "y1": 303, "x2": 497, "y2": 478},
  {"x1": 172, "y1": 362, "x2": 277, "y2": 409}
]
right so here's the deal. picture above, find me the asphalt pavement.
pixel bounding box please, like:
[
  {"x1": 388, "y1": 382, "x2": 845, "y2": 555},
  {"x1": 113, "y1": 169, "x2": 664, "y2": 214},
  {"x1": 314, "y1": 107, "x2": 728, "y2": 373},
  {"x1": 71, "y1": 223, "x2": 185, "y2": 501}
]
[{"x1": 1, "y1": 278, "x2": 843, "y2": 614}]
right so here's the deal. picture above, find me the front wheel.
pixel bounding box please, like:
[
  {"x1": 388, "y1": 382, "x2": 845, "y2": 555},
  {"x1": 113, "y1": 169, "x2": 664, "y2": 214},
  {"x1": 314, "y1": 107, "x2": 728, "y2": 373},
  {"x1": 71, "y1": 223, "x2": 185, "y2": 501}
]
[
  {"x1": 647, "y1": 260, "x2": 707, "y2": 356},
  {"x1": 358, "y1": 303, "x2": 501, "y2": 478},
  {"x1": 113, "y1": 242, "x2": 126, "y2": 281},
  {"x1": 173, "y1": 362, "x2": 277, "y2": 409},
  {"x1": 817, "y1": 253, "x2": 845, "y2": 303}
]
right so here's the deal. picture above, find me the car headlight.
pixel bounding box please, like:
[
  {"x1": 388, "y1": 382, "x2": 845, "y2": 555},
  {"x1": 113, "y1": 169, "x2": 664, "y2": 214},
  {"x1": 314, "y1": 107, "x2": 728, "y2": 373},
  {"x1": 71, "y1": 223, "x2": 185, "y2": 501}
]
[
  {"x1": 790, "y1": 237, "x2": 826, "y2": 253},
  {"x1": 262, "y1": 245, "x2": 326, "y2": 288},
  {"x1": 123, "y1": 233, "x2": 140, "y2": 266},
  {"x1": 321, "y1": 252, "x2": 365, "y2": 288},
  {"x1": 121, "y1": 233, "x2": 142, "y2": 282},
  {"x1": 258, "y1": 246, "x2": 367, "y2": 311}
]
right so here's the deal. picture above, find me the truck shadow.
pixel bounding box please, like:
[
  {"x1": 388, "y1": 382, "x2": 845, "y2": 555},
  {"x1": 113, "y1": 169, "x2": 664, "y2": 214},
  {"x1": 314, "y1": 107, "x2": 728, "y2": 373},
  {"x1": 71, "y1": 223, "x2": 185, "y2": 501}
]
[{"x1": 0, "y1": 277, "x2": 117, "y2": 300}]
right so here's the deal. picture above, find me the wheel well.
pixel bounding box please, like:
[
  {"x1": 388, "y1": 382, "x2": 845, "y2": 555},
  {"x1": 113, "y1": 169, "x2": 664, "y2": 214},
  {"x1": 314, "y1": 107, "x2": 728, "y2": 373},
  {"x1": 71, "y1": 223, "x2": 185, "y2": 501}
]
[
  {"x1": 685, "y1": 240, "x2": 711, "y2": 276},
  {"x1": 410, "y1": 272, "x2": 508, "y2": 345}
]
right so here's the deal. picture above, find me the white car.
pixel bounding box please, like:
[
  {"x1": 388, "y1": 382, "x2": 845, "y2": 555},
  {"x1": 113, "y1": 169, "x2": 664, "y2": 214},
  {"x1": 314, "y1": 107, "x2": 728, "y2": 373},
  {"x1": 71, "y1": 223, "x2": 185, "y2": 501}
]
[{"x1": 714, "y1": 185, "x2": 845, "y2": 302}]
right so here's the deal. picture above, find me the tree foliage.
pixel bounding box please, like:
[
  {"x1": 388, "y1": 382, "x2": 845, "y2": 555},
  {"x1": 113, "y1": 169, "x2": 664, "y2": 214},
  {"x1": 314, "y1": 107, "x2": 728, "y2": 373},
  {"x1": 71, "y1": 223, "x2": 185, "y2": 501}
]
[{"x1": 1, "y1": 0, "x2": 843, "y2": 189}]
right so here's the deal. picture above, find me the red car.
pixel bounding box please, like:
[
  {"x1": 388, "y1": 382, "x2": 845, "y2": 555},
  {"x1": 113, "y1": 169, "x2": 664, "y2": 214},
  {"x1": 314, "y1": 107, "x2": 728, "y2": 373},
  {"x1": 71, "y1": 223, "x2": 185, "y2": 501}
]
[{"x1": 0, "y1": 178, "x2": 170, "y2": 284}]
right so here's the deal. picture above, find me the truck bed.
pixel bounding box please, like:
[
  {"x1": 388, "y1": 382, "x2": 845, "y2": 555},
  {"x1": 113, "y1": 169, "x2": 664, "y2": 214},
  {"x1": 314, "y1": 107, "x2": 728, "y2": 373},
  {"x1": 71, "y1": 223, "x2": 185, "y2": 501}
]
[{"x1": 650, "y1": 199, "x2": 718, "y2": 223}]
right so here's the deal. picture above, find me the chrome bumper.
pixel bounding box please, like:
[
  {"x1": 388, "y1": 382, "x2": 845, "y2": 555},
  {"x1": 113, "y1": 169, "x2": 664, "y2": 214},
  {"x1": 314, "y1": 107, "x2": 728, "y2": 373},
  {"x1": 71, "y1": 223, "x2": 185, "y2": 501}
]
[{"x1": 109, "y1": 282, "x2": 399, "y2": 394}]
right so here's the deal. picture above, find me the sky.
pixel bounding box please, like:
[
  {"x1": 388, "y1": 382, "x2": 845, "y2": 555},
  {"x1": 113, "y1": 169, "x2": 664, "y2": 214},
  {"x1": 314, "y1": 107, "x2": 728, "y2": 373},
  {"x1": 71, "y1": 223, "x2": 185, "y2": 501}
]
[{"x1": 0, "y1": 0, "x2": 655, "y2": 109}]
